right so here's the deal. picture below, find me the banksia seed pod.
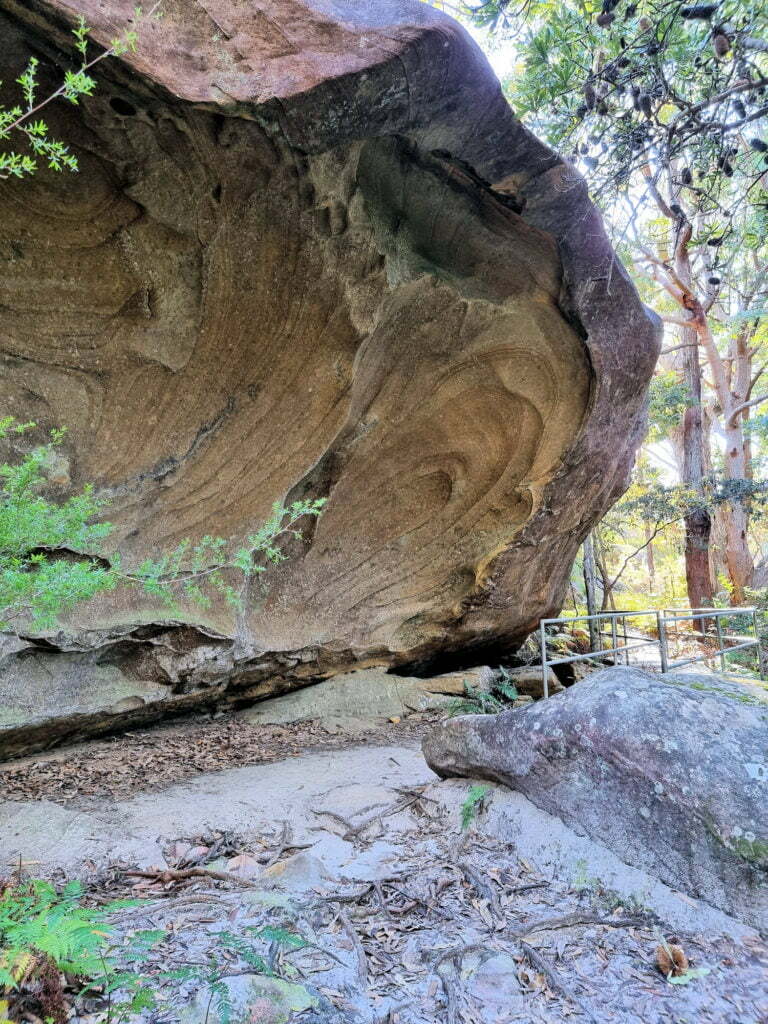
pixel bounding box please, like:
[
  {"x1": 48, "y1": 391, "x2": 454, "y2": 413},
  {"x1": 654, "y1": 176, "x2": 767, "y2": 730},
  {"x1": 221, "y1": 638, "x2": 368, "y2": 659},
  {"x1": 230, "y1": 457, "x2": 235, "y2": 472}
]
[
  {"x1": 713, "y1": 31, "x2": 731, "y2": 57},
  {"x1": 681, "y1": 166, "x2": 693, "y2": 184},
  {"x1": 656, "y1": 942, "x2": 690, "y2": 978},
  {"x1": 638, "y1": 16, "x2": 652, "y2": 31},
  {"x1": 734, "y1": 99, "x2": 746, "y2": 118},
  {"x1": 584, "y1": 83, "x2": 597, "y2": 109},
  {"x1": 750, "y1": 138, "x2": 768, "y2": 153},
  {"x1": 640, "y1": 93, "x2": 653, "y2": 118},
  {"x1": 597, "y1": 10, "x2": 615, "y2": 27}
]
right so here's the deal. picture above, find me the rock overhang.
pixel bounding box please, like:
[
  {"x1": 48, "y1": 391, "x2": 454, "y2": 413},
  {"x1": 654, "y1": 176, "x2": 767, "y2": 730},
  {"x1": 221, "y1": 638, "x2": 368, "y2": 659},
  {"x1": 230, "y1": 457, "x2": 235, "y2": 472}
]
[{"x1": 0, "y1": 0, "x2": 661, "y2": 753}]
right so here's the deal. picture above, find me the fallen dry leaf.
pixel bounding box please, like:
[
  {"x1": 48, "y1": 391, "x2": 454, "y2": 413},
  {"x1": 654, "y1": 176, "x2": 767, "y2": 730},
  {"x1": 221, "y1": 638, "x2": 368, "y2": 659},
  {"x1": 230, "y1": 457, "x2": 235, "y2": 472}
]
[{"x1": 226, "y1": 853, "x2": 261, "y2": 878}]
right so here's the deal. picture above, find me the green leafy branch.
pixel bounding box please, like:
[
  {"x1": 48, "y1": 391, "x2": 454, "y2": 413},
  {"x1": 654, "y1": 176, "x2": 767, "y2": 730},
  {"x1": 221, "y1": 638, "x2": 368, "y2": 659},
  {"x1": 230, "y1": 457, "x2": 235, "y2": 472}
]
[
  {"x1": 460, "y1": 784, "x2": 490, "y2": 830},
  {"x1": 0, "y1": 419, "x2": 325, "y2": 632},
  {"x1": 160, "y1": 926, "x2": 306, "y2": 1024},
  {"x1": 0, "y1": 3, "x2": 161, "y2": 180},
  {"x1": 124, "y1": 496, "x2": 327, "y2": 615}
]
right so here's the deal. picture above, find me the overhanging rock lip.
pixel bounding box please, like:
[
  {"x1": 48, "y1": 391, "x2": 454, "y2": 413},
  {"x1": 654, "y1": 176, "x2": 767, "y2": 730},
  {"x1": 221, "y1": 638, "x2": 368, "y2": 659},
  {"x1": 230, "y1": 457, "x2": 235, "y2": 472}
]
[
  {"x1": 2, "y1": 0, "x2": 660, "y2": 368},
  {"x1": 0, "y1": 0, "x2": 661, "y2": 671}
]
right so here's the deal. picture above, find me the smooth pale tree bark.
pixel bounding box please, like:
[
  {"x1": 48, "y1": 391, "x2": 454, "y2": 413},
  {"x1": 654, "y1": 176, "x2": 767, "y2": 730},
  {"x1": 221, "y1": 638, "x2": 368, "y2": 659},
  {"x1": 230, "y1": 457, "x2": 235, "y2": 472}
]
[
  {"x1": 582, "y1": 533, "x2": 599, "y2": 650},
  {"x1": 645, "y1": 521, "x2": 656, "y2": 594},
  {"x1": 672, "y1": 223, "x2": 715, "y2": 611},
  {"x1": 595, "y1": 530, "x2": 616, "y2": 612},
  {"x1": 638, "y1": 180, "x2": 762, "y2": 607}
]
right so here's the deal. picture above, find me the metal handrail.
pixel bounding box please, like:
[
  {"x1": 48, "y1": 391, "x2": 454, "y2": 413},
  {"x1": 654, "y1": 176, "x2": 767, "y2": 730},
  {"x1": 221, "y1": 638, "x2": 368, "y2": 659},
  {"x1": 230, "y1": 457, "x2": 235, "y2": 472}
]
[
  {"x1": 539, "y1": 606, "x2": 764, "y2": 697},
  {"x1": 539, "y1": 609, "x2": 660, "y2": 698},
  {"x1": 659, "y1": 606, "x2": 763, "y2": 676}
]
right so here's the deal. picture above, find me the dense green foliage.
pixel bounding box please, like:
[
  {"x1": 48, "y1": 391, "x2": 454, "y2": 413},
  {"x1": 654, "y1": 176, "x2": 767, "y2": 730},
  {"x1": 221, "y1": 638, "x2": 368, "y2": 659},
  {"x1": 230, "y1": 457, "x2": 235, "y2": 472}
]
[
  {"x1": 460, "y1": 784, "x2": 491, "y2": 830},
  {"x1": 447, "y1": 667, "x2": 519, "y2": 715},
  {"x1": 0, "y1": 877, "x2": 159, "y2": 1023},
  {"x1": 452, "y1": 0, "x2": 768, "y2": 614},
  {"x1": 0, "y1": 875, "x2": 306, "y2": 1024},
  {"x1": 0, "y1": 419, "x2": 114, "y2": 630}
]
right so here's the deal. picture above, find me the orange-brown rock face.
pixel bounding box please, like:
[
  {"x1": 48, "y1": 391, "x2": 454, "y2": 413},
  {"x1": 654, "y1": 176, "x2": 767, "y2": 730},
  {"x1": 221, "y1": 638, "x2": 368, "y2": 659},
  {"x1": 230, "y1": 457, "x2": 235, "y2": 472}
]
[{"x1": 0, "y1": 0, "x2": 660, "y2": 746}]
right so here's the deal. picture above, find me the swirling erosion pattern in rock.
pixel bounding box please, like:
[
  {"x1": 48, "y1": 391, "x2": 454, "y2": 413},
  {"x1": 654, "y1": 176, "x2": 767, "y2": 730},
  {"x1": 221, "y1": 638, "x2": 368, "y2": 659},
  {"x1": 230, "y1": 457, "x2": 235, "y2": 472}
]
[{"x1": 0, "y1": 0, "x2": 660, "y2": 684}]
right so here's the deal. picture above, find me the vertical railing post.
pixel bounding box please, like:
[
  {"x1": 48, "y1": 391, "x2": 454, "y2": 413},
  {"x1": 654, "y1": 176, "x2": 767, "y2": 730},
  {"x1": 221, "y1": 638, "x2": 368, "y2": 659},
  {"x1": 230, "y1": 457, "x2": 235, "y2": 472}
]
[
  {"x1": 657, "y1": 610, "x2": 668, "y2": 673},
  {"x1": 610, "y1": 613, "x2": 618, "y2": 667},
  {"x1": 622, "y1": 613, "x2": 629, "y2": 665},
  {"x1": 540, "y1": 620, "x2": 549, "y2": 699},
  {"x1": 753, "y1": 609, "x2": 765, "y2": 681},
  {"x1": 715, "y1": 612, "x2": 726, "y2": 674}
]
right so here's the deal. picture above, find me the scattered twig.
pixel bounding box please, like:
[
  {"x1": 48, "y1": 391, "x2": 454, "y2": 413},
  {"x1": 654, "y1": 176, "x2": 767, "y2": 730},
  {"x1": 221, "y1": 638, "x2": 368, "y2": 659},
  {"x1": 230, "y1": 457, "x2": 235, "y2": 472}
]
[
  {"x1": 262, "y1": 821, "x2": 311, "y2": 868},
  {"x1": 373, "y1": 880, "x2": 392, "y2": 921},
  {"x1": 342, "y1": 796, "x2": 420, "y2": 840},
  {"x1": 435, "y1": 956, "x2": 461, "y2": 1024},
  {"x1": 459, "y1": 861, "x2": 503, "y2": 922},
  {"x1": 521, "y1": 913, "x2": 652, "y2": 935},
  {"x1": 508, "y1": 881, "x2": 550, "y2": 895},
  {"x1": 123, "y1": 867, "x2": 259, "y2": 888},
  {"x1": 321, "y1": 884, "x2": 374, "y2": 904},
  {"x1": 111, "y1": 892, "x2": 236, "y2": 922},
  {"x1": 313, "y1": 809, "x2": 356, "y2": 832},
  {"x1": 386, "y1": 883, "x2": 453, "y2": 921},
  {"x1": 337, "y1": 908, "x2": 368, "y2": 988},
  {"x1": 520, "y1": 940, "x2": 598, "y2": 1023}
]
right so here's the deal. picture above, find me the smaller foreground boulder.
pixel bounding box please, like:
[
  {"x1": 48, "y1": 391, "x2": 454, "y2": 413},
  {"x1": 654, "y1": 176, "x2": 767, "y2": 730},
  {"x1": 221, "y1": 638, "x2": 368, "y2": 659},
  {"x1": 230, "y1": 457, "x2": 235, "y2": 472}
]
[{"x1": 423, "y1": 667, "x2": 768, "y2": 929}]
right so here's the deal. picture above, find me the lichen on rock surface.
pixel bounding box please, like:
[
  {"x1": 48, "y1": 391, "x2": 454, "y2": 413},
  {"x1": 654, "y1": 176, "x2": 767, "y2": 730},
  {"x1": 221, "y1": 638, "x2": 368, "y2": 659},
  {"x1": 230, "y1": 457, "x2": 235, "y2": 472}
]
[
  {"x1": 423, "y1": 666, "x2": 768, "y2": 929},
  {"x1": 0, "y1": 0, "x2": 659, "y2": 751}
]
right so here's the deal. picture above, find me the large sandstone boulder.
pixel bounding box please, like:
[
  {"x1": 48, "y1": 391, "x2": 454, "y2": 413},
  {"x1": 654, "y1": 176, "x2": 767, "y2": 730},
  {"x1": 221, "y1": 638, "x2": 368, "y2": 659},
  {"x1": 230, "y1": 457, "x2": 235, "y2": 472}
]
[
  {"x1": 423, "y1": 666, "x2": 768, "y2": 929},
  {"x1": 0, "y1": 0, "x2": 659, "y2": 751}
]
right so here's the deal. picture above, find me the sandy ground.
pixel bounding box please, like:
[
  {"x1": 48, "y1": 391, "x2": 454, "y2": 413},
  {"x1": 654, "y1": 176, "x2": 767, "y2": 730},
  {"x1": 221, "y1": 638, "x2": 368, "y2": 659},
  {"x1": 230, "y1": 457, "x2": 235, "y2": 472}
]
[{"x1": 2, "y1": 720, "x2": 767, "y2": 1024}]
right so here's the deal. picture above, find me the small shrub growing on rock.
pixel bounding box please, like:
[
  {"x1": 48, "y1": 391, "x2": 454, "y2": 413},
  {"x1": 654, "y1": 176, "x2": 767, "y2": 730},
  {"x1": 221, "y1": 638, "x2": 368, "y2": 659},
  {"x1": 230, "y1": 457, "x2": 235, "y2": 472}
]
[{"x1": 447, "y1": 667, "x2": 519, "y2": 716}]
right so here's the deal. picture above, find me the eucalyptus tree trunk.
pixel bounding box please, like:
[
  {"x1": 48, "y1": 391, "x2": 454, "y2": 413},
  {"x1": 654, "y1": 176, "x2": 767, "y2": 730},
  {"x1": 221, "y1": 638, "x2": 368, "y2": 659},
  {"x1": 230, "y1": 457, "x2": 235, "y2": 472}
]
[
  {"x1": 582, "y1": 532, "x2": 599, "y2": 651},
  {"x1": 673, "y1": 234, "x2": 715, "y2": 613},
  {"x1": 679, "y1": 325, "x2": 715, "y2": 610}
]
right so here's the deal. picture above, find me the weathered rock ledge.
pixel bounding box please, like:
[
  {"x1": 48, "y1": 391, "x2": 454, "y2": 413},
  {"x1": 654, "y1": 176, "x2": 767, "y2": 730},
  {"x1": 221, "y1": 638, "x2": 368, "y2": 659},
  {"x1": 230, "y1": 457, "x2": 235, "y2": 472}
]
[{"x1": 0, "y1": 0, "x2": 659, "y2": 748}]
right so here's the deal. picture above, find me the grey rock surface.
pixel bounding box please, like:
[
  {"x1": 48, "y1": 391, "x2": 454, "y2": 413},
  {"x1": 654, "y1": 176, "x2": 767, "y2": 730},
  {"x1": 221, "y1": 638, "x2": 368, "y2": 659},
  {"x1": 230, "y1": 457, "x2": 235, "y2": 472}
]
[
  {"x1": 240, "y1": 666, "x2": 493, "y2": 725},
  {"x1": 423, "y1": 666, "x2": 768, "y2": 929}
]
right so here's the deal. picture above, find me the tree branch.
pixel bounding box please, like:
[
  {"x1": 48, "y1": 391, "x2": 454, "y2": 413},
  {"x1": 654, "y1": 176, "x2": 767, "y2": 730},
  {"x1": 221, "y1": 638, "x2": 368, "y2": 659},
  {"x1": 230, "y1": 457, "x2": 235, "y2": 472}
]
[{"x1": 728, "y1": 394, "x2": 768, "y2": 425}]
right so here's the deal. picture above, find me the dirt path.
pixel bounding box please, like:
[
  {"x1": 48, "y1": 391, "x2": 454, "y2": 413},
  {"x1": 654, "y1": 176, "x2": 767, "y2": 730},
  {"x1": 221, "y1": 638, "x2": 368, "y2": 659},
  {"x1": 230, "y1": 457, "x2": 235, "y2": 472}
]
[{"x1": 2, "y1": 729, "x2": 767, "y2": 1024}]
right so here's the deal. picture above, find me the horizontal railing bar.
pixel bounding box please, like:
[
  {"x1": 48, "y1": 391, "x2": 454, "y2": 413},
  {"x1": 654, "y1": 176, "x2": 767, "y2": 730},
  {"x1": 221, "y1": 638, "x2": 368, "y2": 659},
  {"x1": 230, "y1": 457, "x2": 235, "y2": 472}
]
[
  {"x1": 666, "y1": 638, "x2": 759, "y2": 671},
  {"x1": 662, "y1": 608, "x2": 755, "y2": 618},
  {"x1": 594, "y1": 632, "x2": 656, "y2": 642},
  {"x1": 662, "y1": 611, "x2": 757, "y2": 624},
  {"x1": 540, "y1": 610, "x2": 658, "y2": 625},
  {"x1": 545, "y1": 639, "x2": 658, "y2": 667},
  {"x1": 538, "y1": 606, "x2": 763, "y2": 696},
  {"x1": 663, "y1": 607, "x2": 756, "y2": 613}
]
